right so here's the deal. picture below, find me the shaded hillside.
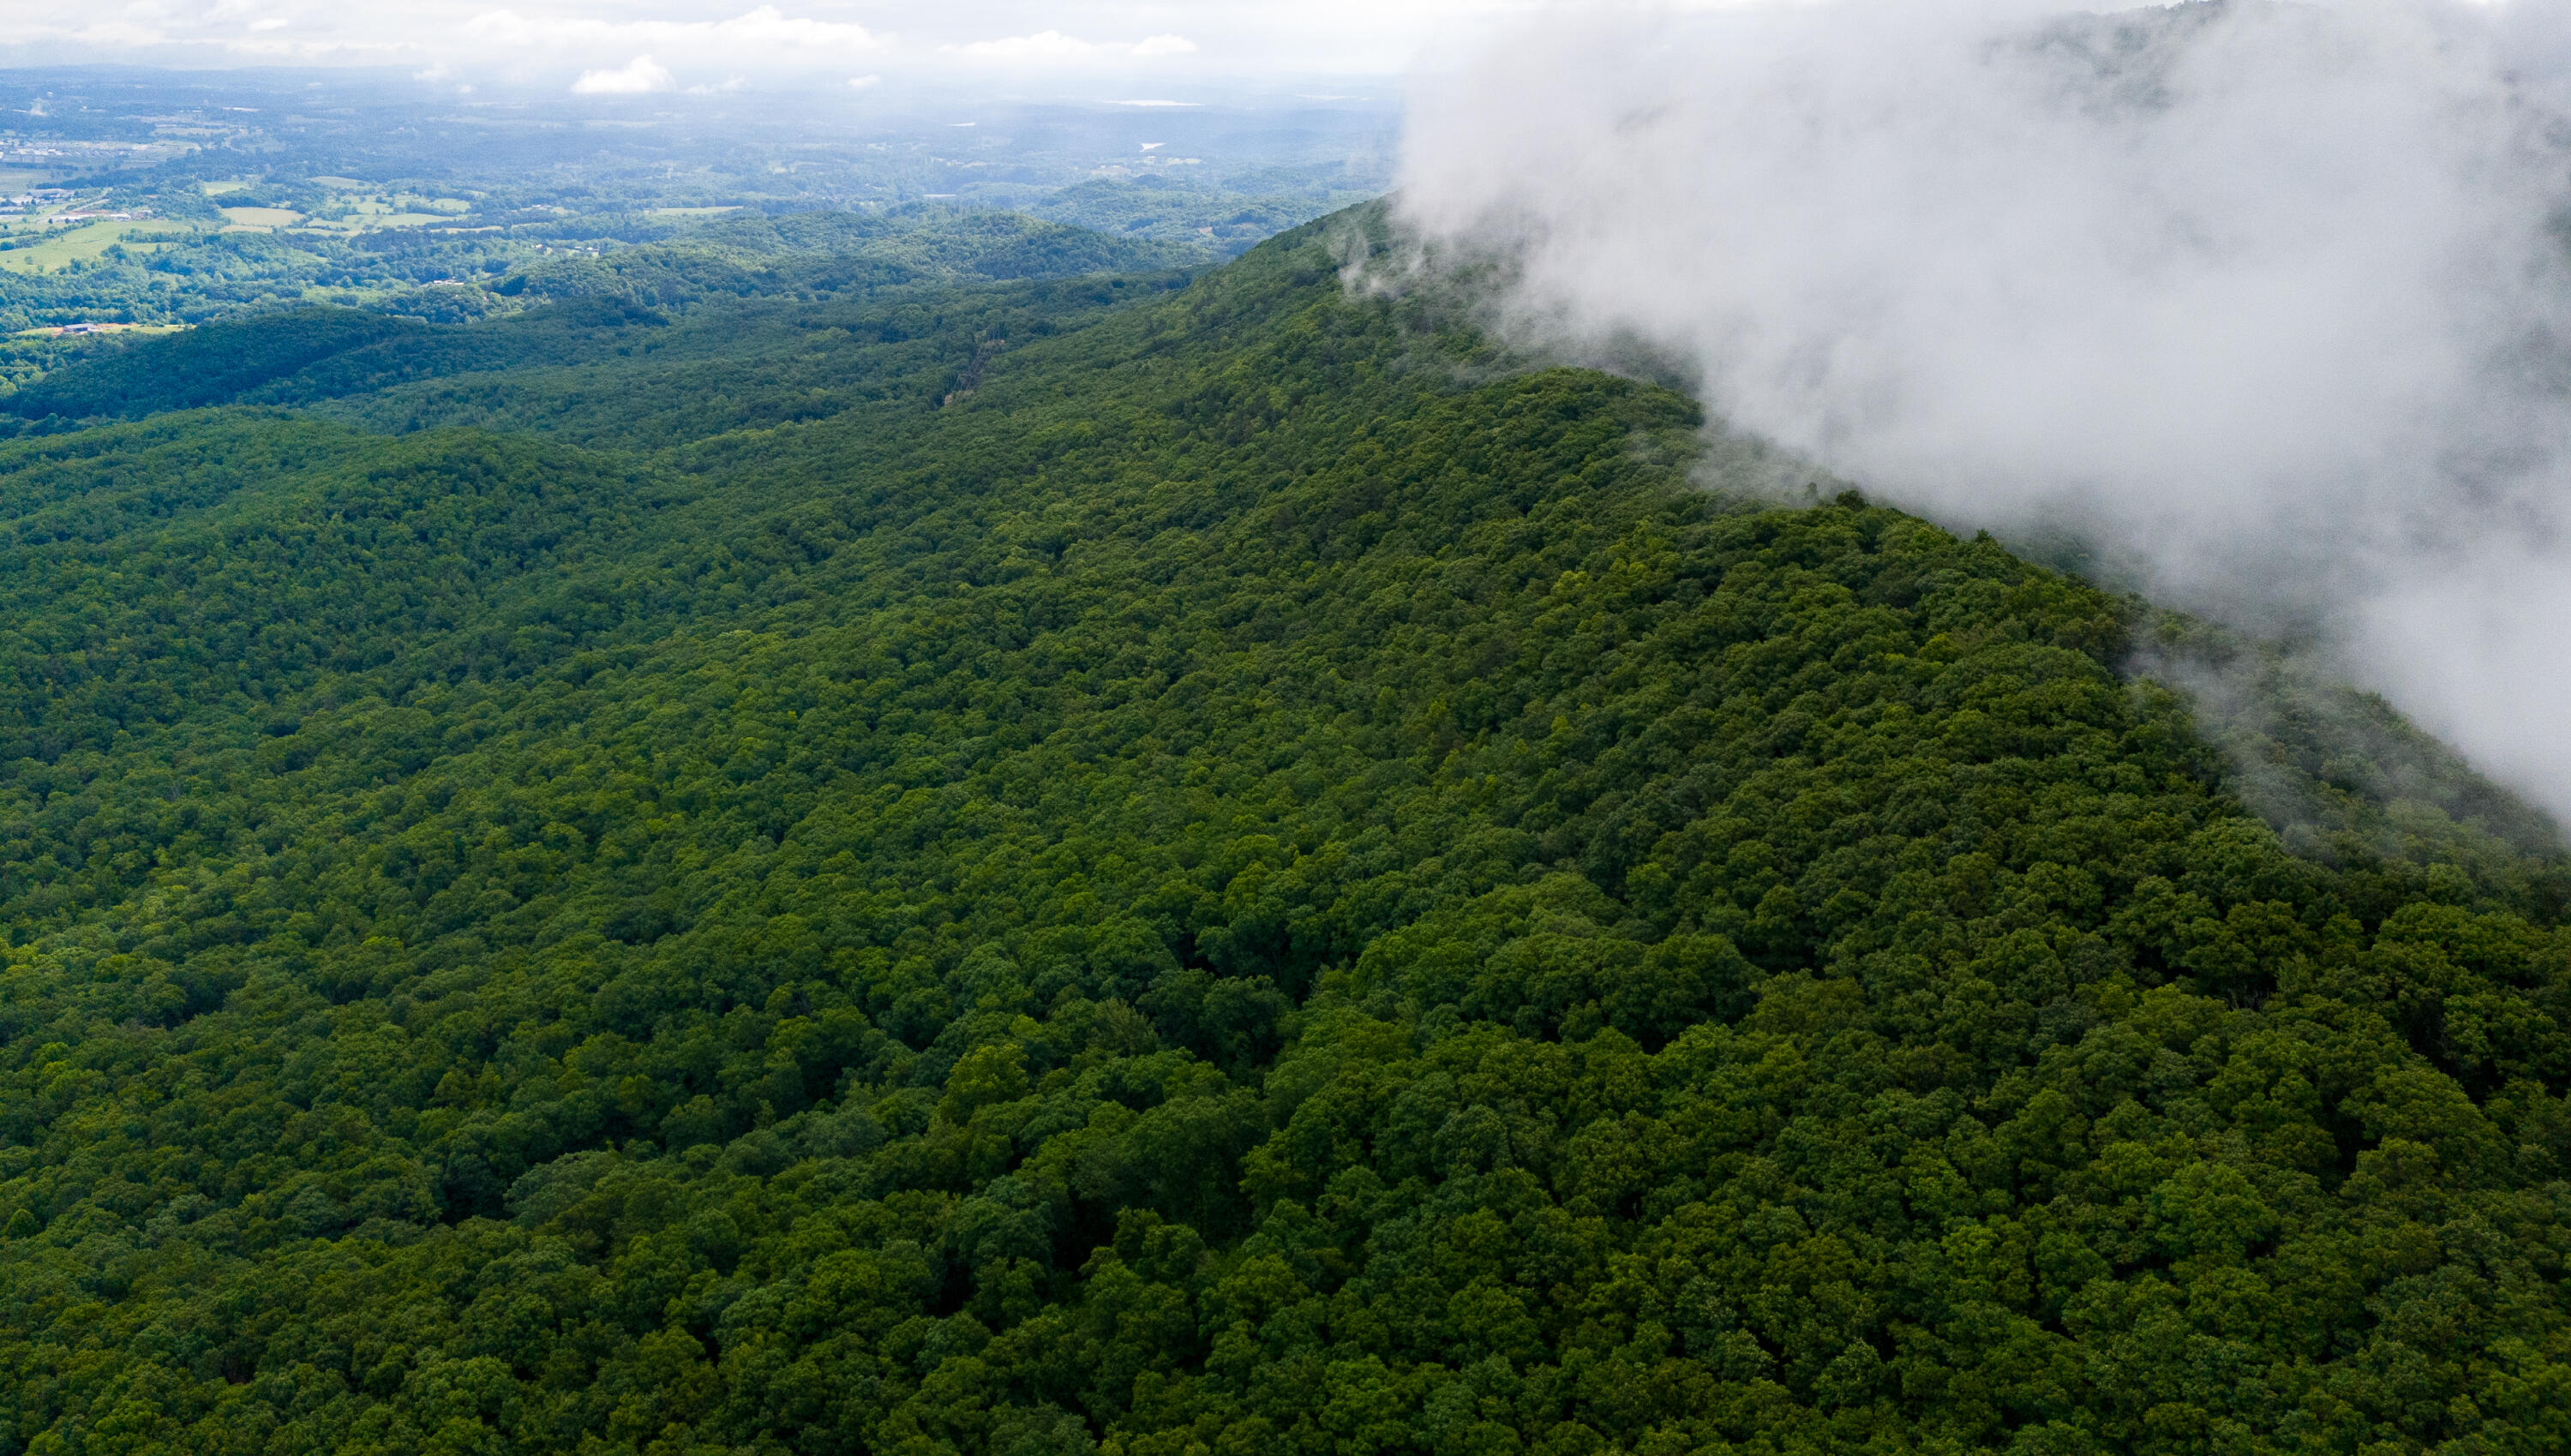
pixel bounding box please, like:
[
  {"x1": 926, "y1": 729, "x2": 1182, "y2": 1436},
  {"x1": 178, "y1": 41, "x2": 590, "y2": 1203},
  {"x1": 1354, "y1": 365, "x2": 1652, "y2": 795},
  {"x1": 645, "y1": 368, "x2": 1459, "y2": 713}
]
[
  {"x1": 0, "y1": 211, "x2": 2568, "y2": 1456},
  {"x1": 1, "y1": 273, "x2": 1188, "y2": 440},
  {"x1": 0, "y1": 207, "x2": 1200, "y2": 425},
  {"x1": 0, "y1": 307, "x2": 423, "y2": 422}
]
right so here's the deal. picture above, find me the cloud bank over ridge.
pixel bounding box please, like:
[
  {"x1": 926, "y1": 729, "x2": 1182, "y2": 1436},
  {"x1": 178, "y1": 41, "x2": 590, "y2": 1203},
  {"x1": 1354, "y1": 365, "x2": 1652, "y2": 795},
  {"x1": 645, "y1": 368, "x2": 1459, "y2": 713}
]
[{"x1": 1396, "y1": 0, "x2": 2571, "y2": 823}]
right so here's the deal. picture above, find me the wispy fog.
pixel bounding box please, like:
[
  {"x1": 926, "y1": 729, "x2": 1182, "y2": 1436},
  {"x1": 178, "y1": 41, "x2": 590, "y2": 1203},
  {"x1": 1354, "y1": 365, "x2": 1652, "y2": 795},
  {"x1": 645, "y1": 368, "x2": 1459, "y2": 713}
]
[{"x1": 1394, "y1": 0, "x2": 2571, "y2": 823}]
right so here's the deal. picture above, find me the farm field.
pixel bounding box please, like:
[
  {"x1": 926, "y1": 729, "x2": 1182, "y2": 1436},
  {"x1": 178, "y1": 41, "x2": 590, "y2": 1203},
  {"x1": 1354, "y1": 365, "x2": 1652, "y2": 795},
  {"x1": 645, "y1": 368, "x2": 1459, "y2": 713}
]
[
  {"x1": 210, "y1": 183, "x2": 471, "y2": 237},
  {"x1": 217, "y1": 205, "x2": 303, "y2": 230},
  {"x1": 0, "y1": 219, "x2": 193, "y2": 275},
  {"x1": 8, "y1": 321, "x2": 181, "y2": 337}
]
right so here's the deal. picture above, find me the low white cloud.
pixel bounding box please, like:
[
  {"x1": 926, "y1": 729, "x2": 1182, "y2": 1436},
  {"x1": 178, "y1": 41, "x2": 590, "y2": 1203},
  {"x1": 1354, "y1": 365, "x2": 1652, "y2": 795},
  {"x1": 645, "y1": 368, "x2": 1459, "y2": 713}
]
[
  {"x1": 423, "y1": 9, "x2": 908, "y2": 95},
  {"x1": 848, "y1": 73, "x2": 881, "y2": 88},
  {"x1": 570, "y1": 53, "x2": 672, "y2": 93},
  {"x1": 0, "y1": 9, "x2": 403, "y2": 63},
  {"x1": 0, "y1": 1, "x2": 1483, "y2": 81},
  {"x1": 949, "y1": 29, "x2": 1095, "y2": 61},
  {"x1": 945, "y1": 29, "x2": 1199, "y2": 66},
  {"x1": 467, "y1": 5, "x2": 884, "y2": 52}
]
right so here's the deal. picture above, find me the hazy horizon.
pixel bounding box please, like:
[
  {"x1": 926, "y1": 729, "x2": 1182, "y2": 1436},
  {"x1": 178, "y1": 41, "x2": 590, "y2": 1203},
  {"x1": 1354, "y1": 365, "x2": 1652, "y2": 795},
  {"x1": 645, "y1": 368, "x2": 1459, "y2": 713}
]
[{"x1": 1, "y1": 0, "x2": 1525, "y2": 95}]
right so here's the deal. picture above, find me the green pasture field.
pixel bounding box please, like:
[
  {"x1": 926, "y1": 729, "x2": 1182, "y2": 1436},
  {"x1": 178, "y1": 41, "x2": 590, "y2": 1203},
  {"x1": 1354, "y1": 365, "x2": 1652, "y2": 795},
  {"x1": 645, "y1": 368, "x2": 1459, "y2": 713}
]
[
  {"x1": 0, "y1": 219, "x2": 196, "y2": 275},
  {"x1": 218, "y1": 206, "x2": 304, "y2": 230}
]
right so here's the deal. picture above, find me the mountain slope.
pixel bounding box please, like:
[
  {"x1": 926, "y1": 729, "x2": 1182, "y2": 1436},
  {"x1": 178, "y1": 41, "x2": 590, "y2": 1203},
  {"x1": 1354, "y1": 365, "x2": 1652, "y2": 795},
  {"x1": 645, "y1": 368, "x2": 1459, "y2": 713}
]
[
  {"x1": 2, "y1": 286, "x2": 1187, "y2": 433},
  {"x1": 1, "y1": 213, "x2": 2568, "y2": 1456}
]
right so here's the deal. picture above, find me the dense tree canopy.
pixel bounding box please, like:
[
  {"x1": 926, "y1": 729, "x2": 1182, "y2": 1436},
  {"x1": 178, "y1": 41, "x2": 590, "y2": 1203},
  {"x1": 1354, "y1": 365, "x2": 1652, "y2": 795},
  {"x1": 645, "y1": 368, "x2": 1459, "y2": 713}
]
[{"x1": 0, "y1": 210, "x2": 2568, "y2": 1456}]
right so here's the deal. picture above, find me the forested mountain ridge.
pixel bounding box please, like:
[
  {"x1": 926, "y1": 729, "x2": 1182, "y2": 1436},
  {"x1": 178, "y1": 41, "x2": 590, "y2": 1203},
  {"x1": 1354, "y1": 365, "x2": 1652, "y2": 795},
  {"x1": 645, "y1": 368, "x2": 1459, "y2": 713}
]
[
  {"x1": 0, "y1": 197, "x2": 1214, "y2": 339},
  {"x1": 1, "y1": 210, "x2": 2569, "y2": 1456},
  {"x1": 1, "y1": 227, "x2": 1198, "y2": 434}
]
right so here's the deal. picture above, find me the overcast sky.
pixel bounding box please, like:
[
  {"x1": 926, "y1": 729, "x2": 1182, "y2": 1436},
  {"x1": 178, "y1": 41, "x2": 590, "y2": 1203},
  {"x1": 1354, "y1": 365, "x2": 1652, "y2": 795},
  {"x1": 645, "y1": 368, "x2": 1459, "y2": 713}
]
[{"x1": 0, "y1": 1, "x2": 1545, "y2": 92}]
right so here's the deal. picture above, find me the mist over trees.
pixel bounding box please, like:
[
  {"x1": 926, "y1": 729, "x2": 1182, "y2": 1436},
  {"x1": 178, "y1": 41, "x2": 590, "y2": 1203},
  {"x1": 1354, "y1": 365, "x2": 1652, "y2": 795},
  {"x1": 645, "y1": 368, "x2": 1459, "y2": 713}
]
[{"x1": 1396, "y1": 0, "x2": 2571, "y2": 832}]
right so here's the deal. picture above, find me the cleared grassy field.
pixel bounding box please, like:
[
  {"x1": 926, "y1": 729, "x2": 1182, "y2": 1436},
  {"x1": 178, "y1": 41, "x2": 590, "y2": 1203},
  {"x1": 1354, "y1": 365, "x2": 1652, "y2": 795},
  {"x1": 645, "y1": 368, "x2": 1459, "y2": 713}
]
[
  {"x1": 218, "y1": 206, "x2": 303, "y2": 229},
  {"x1": 8, "y1": 322, "x2": 183, "y2": 339},
  {"x1": 274, "y1": 190, "x2": 475, "y2": 235},
  {"x1": 339, "y1": 199, "x2": 458, "y2": 227},
  {"x1": 0, "y1": 220, "x2": 192, "y2": 275}
]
